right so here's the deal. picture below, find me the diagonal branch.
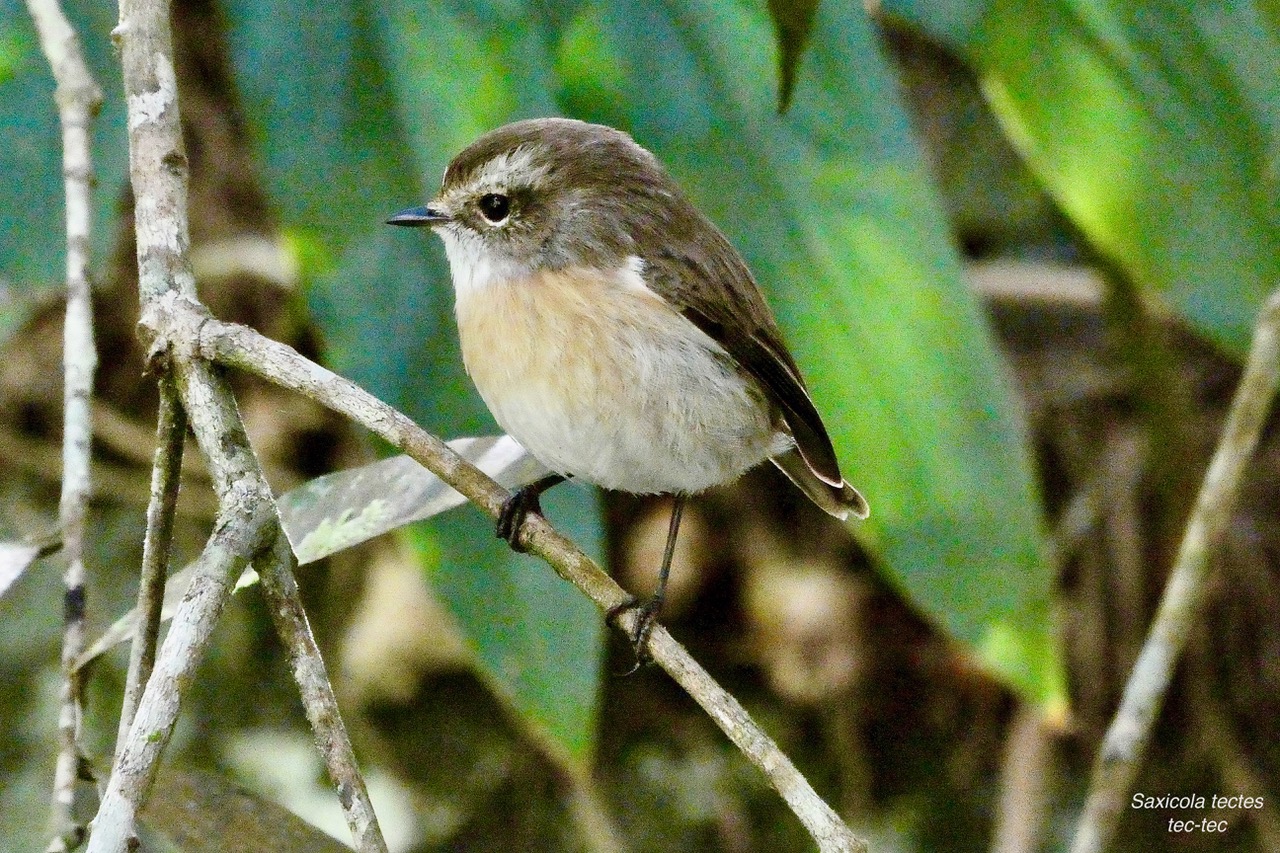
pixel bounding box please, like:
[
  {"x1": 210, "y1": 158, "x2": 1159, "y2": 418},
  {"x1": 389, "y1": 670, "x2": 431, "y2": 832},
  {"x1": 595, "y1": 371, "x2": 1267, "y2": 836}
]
[
  {"x1": 25, "y1": 0, "x2": 103, "y2": 849},
  {"x1": 88, "y1": 452, "x2": 276, "y2": 852},
  {"x1": 1069, "y1": 289, "x2": 1280, "y2": 853},
  {"x1": 188, "y1": 308, "x2": 869, "y2": 853},
  {"x1": 256, "y1": 534, "x2": 387, "y2": 852}
]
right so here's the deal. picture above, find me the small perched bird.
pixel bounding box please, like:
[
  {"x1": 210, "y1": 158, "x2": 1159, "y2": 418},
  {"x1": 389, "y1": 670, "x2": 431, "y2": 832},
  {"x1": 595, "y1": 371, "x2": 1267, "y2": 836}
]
[{"x1": 389, "y1": 118, "x2": 867, "y2": 656}]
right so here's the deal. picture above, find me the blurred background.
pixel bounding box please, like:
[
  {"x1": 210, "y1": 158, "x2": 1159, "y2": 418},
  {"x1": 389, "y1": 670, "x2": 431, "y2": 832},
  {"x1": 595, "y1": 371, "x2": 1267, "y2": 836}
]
[{"x1": 1, "y1": 0, "x2": 1278, "y2": 850}]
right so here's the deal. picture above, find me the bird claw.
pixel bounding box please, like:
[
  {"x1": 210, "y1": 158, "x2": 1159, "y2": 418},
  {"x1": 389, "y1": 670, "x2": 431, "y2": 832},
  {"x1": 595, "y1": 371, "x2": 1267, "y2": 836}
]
[
  {"x1": 495, "y1": 474, "x2": 566, "y2": 552},
  {"x1": 607, "y1": 594, "x2": 662, "y2": 673},
  {"x1": 496, "y1": 489, "x2": 542, "y2": 552}
]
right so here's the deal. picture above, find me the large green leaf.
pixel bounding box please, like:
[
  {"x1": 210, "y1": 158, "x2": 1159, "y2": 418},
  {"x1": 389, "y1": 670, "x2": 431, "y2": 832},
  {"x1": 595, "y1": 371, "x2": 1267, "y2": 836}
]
[
  {"x1": 556, "y1": 0, "x2": 1060, "y2": 705},
  {"x1": 221, "y1": 0, "x2": 605, "y2": 765},
  {"x1": 889, "y1": 0, "x2": 1280, "y2": 356}
]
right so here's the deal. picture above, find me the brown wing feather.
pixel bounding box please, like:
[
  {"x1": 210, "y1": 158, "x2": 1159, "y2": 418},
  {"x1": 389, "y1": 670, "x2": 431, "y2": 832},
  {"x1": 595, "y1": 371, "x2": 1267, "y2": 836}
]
[
  {"x1": 678, "y1": 303, "x2": 843, "y2": 487},
  {"x1": 636, "y1": 205, "x2": 847, "y2": 487},
  {"x1": 438, "y1": 119, "x2": 864, "y2": 513}
]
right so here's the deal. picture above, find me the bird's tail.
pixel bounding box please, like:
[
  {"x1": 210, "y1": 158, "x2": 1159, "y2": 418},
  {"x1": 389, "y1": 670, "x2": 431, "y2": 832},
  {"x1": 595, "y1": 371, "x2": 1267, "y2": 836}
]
[{"x1": 770, "y1": 448, "x2": 869, "y2": 521}]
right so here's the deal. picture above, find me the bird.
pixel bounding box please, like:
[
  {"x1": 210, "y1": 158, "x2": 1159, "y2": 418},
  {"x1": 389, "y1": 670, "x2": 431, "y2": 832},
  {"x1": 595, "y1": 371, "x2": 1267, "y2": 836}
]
[{"x1": 388, "y1": 117, "x2": 867, "y2": 658}]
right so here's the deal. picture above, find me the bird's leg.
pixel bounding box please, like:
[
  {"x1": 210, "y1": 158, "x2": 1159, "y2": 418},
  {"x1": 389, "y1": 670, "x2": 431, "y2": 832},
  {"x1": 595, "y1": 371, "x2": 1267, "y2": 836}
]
[
  {"x1": 497, "y1": 473, "x2": 567, "y2": 551},
  {"x1": 607, "y1": 494, "x2": 687, "y2": 666}
]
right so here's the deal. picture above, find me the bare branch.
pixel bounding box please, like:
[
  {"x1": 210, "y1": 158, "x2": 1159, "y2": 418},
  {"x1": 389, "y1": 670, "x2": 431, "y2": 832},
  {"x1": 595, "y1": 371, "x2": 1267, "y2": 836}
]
[
  {"x1": 991, "y1": 702, "x2": 1052, "y2": 853},
  {"x1": 256, "y1": 535, "x2": 390, "y2": 853},
  {"x1": 90, "y1": 339, "x2": 290, "y2": 853},
  {"x1": 191, "y1": 310, "x2": 869, "y2": 853},
  {"x1": 88, "y1": 465, "x2": 276, "y2": 852},
  {"x1": 1070, "y1": 289, "x2": 1280, "y2": 853},
  {"x1": 25, "y1": 0, "x2": 103, "y2": 848},
  {"x1": 115, "y1": 375, "x2": 185, "y2": 757}
]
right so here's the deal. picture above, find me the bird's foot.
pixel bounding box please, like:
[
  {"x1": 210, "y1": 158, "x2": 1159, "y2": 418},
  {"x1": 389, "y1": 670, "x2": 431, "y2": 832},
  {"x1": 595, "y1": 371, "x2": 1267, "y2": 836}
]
[
  {"x1": 606, "y1": 593, "x2": 664, "y2": 673},
  {"x1": 496, "y1": 474, "x2": 567, "y2": 552},
  {"x1": 496, "y1": 487, "x2": 544, "y2": 552}
]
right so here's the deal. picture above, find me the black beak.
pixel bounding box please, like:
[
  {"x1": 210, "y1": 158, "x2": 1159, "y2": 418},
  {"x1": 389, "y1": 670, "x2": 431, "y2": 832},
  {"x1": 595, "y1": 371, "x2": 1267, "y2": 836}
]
[{"x1": 386, "y1": 205, "x2": 451, "y2": 227}]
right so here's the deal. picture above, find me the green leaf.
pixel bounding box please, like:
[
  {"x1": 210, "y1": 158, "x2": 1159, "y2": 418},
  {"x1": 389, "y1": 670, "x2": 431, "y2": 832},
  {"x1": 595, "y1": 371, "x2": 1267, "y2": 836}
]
[
  {"x1": 891, "y1": 0, "x2": 1280, "y2": 356},
  {"x1": 221, "y1": 0, "x2": 606, "y2": 765},
  {"x1": 0, "y1": 14, "x2": 30, "y2": 84},
  {"x1": 279, "y1": 440, "x2": 549, "y2": 566},
  {"x1": 220, "y1": 0, "x2": 1061, "y2": 726},
  {"x1": 559, "y1": 0, "x2": 1061, "y2": 706},
  {"x1": 879, "y1": 0, "x2": 987, "y2": 46},
  {"x1": 413, "y1": 485, "x2": 603, "y2": 765}
]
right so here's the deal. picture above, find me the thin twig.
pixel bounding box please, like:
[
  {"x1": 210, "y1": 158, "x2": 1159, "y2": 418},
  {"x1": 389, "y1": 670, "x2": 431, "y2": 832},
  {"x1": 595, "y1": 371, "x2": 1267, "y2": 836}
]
[
  {"x1": 1070, "y1": 289, "x2": 1280, "y2": 853},
  {"x1": 188, "y1": 309, "x2": 868, "y2": 853},
  {"x1": 256, "y1": 535, "x2": 389, "y2": 853},
  {"x1": 26, "y1": 0, "x2": 103, "y2": 848},
  {"x1": 115, "y1": 375, "x2": 185, "y2": 757}
]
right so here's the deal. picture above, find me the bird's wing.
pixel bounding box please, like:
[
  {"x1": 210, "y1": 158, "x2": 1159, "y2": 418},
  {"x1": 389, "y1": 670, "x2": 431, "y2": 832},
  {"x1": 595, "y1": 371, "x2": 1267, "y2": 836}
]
[{"x1": 641, "y1": 226, "x2": 845, "y2": 488}]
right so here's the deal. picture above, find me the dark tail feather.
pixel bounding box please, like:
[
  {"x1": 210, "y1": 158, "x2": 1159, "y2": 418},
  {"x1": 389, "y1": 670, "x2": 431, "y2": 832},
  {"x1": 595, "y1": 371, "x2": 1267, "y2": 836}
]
[{"x1": 770, "y1": 449, "x2": 869, "y2": 521}]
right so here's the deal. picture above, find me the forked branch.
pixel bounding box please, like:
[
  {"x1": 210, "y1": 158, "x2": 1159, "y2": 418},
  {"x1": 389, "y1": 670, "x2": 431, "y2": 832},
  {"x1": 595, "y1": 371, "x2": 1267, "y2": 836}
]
[{"x1": 88, "y1": 0, "x2": 389, "y2": 850}]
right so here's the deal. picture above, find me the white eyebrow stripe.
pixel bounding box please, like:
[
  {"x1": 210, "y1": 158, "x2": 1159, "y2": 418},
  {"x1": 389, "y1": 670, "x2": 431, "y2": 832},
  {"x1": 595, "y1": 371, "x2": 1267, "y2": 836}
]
[{"x1": 470, "y1": 144, "x2": 549, "y2": 192}]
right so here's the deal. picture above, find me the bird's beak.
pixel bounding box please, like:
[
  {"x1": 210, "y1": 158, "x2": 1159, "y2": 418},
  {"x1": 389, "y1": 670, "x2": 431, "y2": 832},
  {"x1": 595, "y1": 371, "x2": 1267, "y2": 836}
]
[{"x1": 386, "y1": 205, "x2": 451, "y2": 227}]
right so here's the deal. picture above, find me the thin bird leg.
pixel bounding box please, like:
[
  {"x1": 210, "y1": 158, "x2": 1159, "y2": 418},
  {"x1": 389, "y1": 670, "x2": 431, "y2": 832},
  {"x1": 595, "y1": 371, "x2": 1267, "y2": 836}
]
[
  {"x1": 497, "y1": 473, "x2": 567, "y2": 551},
  {"x1": 608, "y1": 494, "x2": 687, "y2": 665}
]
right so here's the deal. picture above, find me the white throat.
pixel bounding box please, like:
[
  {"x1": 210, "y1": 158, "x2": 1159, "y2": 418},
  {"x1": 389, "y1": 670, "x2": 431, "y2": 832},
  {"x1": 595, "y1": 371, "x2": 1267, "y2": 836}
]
[{"x1": 436, "y1": 226, "x2": 531, "y2": 299}]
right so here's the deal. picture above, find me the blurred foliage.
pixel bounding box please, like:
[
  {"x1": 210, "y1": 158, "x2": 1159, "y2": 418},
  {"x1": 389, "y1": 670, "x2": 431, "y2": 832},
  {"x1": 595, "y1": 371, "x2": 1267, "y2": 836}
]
[
  {"x1": 2, "y1": 0, "x2": 1055, "y2": 785},
  {"x1": 558, "y1": 0, "x2": 1055, "y2": 704},
  {"x1": 139, "y1": 767, "x2": 355, "y2": 853},
  {"x1": 219, "y1": 0, "x2": 606, "y2": 765},
  {"x1": 886, "y1": 0, "x2": 1280, "y2": 356},
  {"x1": 766, "y1": 0, "x2": 820, "y2": 111},
  {"x1": 0, "y1": 0, "x2": 126, "y2": 344}
]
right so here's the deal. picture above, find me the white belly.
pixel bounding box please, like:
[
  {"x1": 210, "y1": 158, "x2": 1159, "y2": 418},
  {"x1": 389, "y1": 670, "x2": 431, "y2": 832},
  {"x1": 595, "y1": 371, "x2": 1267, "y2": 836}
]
[{"x1": 453, "y1": 264, "x2": 788, "y2": 495}]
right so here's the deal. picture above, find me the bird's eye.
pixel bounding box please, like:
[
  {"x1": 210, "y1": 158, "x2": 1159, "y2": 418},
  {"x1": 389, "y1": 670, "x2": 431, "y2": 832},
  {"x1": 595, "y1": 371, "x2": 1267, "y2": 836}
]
[{"x1": 478, "y1": 193, "x2": 511, "y2": 224}]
